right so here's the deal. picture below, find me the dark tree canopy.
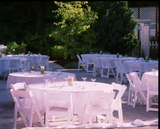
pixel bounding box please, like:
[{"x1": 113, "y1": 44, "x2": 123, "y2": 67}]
[{"x1": 99, "y1": 1, "x2": 139, "y2": 54}]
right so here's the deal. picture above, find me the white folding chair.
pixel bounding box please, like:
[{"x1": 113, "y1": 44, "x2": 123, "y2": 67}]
[
  {"x1": 100, "y1": 58, "x2": 116, "y2": 78},
  {"x1": 129, "y1": 72, "x2": 146, "y2": 105},
  {"x1": 10, "y1": 89, "x2": 44, "y2": 128},
  {"x1": 10, "y1": 82, "x2": 28, "y2": 91},
  {"x1": 44, "y1": 92, "x2": 74, "y2": 127},
  {"x1": 4, "y1": 59, "x2": 22, "y2": 80},
  {"x1": 109, "y1": 82, "x2": 127, "y2": 123},
  {"x1": 85, "y1": 56, "x2": 94, "y2": 73},
  {"x1": 146, "y1": 77, "x2": 158, "y2": 112},
  {"x1": 114, "y1": 60, "x2": 129, "y2": 84},
  {"x1": 92, "y1": 56, "x2": 102, "y2": 77},
  {"x1": 22, "y1": 58, "x2": 31, "y2": 72},
  {"x1": 127, "y1": 63, "x2": 142, "y2": 79},
  {"x1": 152, "y1": 63, "x2": 158, "y2": 70},
  {"x1": 83, "y1": 91, "x2": 115, "y2": 124},
  {"x1": 36, "y1": 56, "x2": 50, "y2": 71},
  {"x1": 76, "y1": 54, "x2": 86, "y2": 72},
  {"x1": 126, "y1": 74, "x2": 144, "y2": 108}
]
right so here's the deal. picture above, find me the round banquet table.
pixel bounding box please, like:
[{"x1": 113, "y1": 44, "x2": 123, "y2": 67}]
[
  {"x1": 140, "y1": 70, "x2": 158, "y2": 91},
  {"x1": 123, "y1": 60, "x2": 158, "y2": 73},
  {"x1": 27, "y1": 81, "x2": 113, "y2": 124},
  {"x1": 6, "y1": 71, "x2": 76, "y2": 90}
]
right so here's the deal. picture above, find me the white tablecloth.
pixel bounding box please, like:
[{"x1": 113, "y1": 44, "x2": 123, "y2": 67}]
[
  {"x1": 28, "y1": 81, "x2": 113, "y2": 124},
  {"x1": 6, "y1": 71, "x2": 76, "y2": 89},
  {"x1": 123, "y1": 60, "x2": 158, "y2": 73},
  {"x1": 141, "y1": 71, "x2": 158, "y2": 91},
  {"x1": 11, "y1": 55, "x2": 49, "y2": 68}
]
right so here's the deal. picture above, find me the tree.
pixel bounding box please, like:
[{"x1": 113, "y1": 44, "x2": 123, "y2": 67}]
[
  {"x1": 52, "y1": 1, "x2": 98, "y2": 58},
  {"x1": 99, "y1": 1, "x2": 139, "y2": 54}
]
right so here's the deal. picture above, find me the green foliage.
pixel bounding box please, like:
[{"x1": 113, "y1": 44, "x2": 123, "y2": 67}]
[
  {"x1": 51, "y1": 45, "x2": 66, "y2": 59},
  {"x1": 98, "y1": 1, "x2": 139, "y2": 55},
  {"x1": 65, "y1": 61, "x2": 78, "y2": 67},
  {"x1": 52, "y1": 1, "x2": 98, "y2": 58},
  {"x1": 1, "y1": 41, "x2": 26, "y2": 55}
]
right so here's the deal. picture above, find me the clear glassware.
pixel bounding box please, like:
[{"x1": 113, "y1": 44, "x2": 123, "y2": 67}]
[
  {"x1": 91, "y1": 78, "x2": 96, "y2": 82},
  {"x1": 44, "y1": 78, "x2": 49, "y2": 87},
  {"x1": 91, "y1": 78, "x2": 96, "y2": 86},
  {"x1": 82, "y1": 77, "x2": 87, "y2": 82},
  {"x1": 21, "y1": 69, "x2": 25, "y2": 74}
]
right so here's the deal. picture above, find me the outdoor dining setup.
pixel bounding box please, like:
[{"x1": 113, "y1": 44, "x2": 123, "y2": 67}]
[{"x1": 0, "y1": 50, "x2": 157, "y2": 128}]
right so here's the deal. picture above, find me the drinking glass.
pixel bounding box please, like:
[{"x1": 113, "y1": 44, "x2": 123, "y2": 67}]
[
  {"x1": 44, "y1": 78, "x2": 49, "y2": 87},
  {"x1": 64, "y1": 77, "x2": 69, "y2": 86},
  {"x1": 151, "y1": 69, "x2": 156, "y2": 75},
  {"x1": 91, "y1": 78, "x2": 96, "y2": 82},
  {"x1": 82, "y1": 77, "x2": 87, "y2": 82},
  {"x1": 22, "y1": 69, "x2": 25, "y2": 74},
  {"x1": 91, "y1": 78, "x2": 96, "y2": 86}
]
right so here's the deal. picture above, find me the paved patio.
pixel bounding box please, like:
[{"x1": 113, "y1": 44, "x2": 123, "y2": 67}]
[{"x1": 0, "y1": 61, "x2": 158, "y2": 128}]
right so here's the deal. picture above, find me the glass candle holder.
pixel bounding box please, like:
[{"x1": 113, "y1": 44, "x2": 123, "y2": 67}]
[
  {"x1": 68, "y1": 76, "x2": 73, "y2": 86},
  {"x1": 40, "y1": 66, "x2": 45, "y2": 74}
]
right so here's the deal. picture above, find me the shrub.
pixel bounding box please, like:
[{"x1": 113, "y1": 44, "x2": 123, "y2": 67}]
[
  {"x1": 1, "y1": 41, "x2": 26, "y2": 55},
  {"x1": 51, "y1": 45, "x2": 66, "y2": 59}
]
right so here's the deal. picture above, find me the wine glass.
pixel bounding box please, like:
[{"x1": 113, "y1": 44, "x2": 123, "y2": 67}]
[
  {"x1": 91, "y1": 78, "x2": 96, "y2": 86},
  {"x1": 21, "y1": 69, "x2": 25, "y2": 74},
  {"x1": 44, "y1": 78, "x2": 49, "y2": 87},
  {"x1": 91, "y1": 78, "x2": 96, "y2": 82},
  {"x1": 64, "y1": 77, "x2": 69, "y2": 86},
  {"x1": 151, "y1": 69, "x2": 156, "y2": 75},
  {"x1": 82, "y1": 77, "x2": 87, "y2": 82}
]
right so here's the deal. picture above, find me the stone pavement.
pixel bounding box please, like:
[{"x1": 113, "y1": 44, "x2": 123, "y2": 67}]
[{"x1": 0, "y1": 61, "x2": 158, "y2": 128}]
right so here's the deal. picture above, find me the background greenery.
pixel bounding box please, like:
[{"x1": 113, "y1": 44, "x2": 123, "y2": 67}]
[{"x1": 0, "y1": 1, "x2": 158, "y2": 60}]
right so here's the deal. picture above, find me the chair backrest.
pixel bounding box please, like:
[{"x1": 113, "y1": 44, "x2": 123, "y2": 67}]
[
  {"x1": 111, "y1": 82, "x2": 127, "y2": 109},
  {"x1": 126, "y1": 74, "x2": 136, "y2": 90},
  {"x1": 127, "y1": 63, "x2": 142, "y2": 72},
  {"x1": 39, "y1": 56, "x2": 49, "y2": 65},
  {"x1": 22, "y1": 58, "x2": 31, "y2": 70},
  {"x1": 10, "y1": 89, "x2": 33, "y2": 108},
  {"x1": 153, "y1": 63, "x2": 158, "y2": 70},
  {"x1": 91, "y1": 56, "x2": 101, "y2": 68},
  {"x1": 77, "y1": 54, "x2": 83, "y2": 63},
  {"x1": 10, "y1": 82, "x2": 27, "y2": 91},
  {"x1": 44, "y1": 92, "x2": 73, "y2": 109},
  {"x1": 100, "y1": 57, "x2": 110, "y2": 68},
  {"x1": 86, "y1": 56, "x2": 94, "y2": 63},
  {"x1": 129, "y1": 72, "x2": 146, "y2": 105},
  {"x1": 7, "y1": 59, "x2": 21, "y2": 69},
  {"x1": 114, "y1": 60, "x2": 127, "y2": 73},
  {"x1": 88, "y1": 91, "x2": 115, "y2": 109}
]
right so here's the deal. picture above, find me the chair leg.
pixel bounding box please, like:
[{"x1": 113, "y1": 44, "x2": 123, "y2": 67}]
[
  {"x1": 13, "y1": 107, "x2": 17, "y2": 129},
  {"x1": 19, "y1": 112, "x2": 28, "y2": 127},
  {"x1": 118, "y1": 106, "x2": 123, "y2": 123},
  {"x1": 78, "y1": 63, "x2": 80, "y2": 71}
]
